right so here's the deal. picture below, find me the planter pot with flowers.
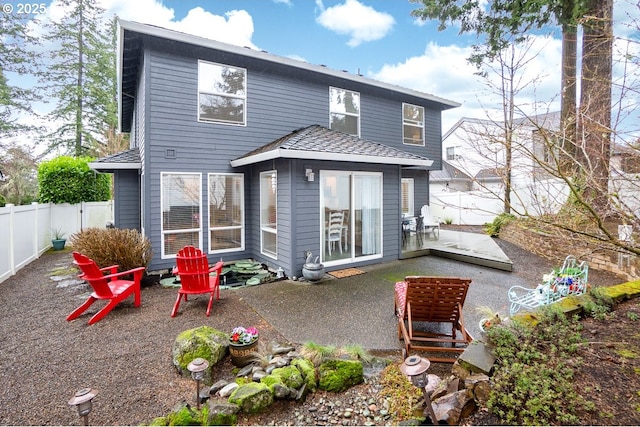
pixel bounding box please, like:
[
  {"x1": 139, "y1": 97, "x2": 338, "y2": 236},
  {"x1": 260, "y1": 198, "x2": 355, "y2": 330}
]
[
  {"x1": 476, "y1": 305, "x2": 504, "y2": 333},
  {"x1": 228, "y1": 326, "x2": 259, "y2": 367}
]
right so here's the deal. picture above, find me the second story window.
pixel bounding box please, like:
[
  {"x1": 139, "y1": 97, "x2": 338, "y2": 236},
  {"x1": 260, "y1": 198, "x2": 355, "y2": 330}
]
[
  {"x1": 403, "y1": 103, "x2": 424, "y2": 146},
  {"x1": 446, "y1": 146, "x2": 462, "y2": 161},
  {"x1": 330, "y1": 87, "x2": 360, "y2": 136},
  {"x1": 198, "y1": 60, "x2": 246, "y2": 125}
]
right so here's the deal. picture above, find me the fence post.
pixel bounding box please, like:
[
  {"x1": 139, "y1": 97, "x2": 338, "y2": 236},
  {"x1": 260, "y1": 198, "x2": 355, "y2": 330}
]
[
  {"x1": 32, "y1": 202, "x2": 39, "y2": 258},
  {"x1": 7, "y1": 203, "x2": 15, "y2": 276}
]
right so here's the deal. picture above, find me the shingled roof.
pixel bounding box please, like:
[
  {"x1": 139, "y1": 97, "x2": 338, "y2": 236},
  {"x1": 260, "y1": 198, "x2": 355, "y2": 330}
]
[
  {"x1": 230, "y1": 125, "x2": 433, "y2": 168},
  {"x1": 89, "y1": 148, "x2": 141, "y2": 171}
]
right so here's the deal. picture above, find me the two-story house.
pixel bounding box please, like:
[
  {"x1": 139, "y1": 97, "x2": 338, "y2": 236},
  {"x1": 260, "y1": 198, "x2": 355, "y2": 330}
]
[{"x1": 90, "y1": 19, "x2": 459, "y2": 276}]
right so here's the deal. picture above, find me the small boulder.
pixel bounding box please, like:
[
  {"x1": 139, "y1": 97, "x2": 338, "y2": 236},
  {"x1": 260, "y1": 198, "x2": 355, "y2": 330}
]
[
  {"x1": 228, "y1": 382, "x2": 274, "y2": 414},
  {"x1": 318, "y1": 359, "x2": 363, "y2": 392},
  {"x1": 172, "y1": 326, "x2": 228, "y2": 381}
]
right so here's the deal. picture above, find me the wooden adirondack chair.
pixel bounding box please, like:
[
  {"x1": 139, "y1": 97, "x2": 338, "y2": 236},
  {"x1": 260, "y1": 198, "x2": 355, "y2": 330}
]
[
  {"x1": 395, "y1": 276, "x2": 473, "y2": 363},
  {"x1": 67, "y1": 252, "x2": 146, "y2": 325},
  {"x1": 171, "y1": 246, "x2": 223, "y2": 317}
]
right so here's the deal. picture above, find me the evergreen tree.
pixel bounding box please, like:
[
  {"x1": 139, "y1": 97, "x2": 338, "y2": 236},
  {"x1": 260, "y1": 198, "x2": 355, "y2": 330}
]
[
  {"x1": 41, "y1": 0, "x2": 116, "y2": 156},
  {"x1": 0, "y1": 11, "x2": 41, "y2": 141}
]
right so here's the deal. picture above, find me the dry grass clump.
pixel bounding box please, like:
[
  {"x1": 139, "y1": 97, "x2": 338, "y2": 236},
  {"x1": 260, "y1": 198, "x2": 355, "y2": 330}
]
[{"x1": 69, "y1": 227, "x2": 153, "y2": 272}]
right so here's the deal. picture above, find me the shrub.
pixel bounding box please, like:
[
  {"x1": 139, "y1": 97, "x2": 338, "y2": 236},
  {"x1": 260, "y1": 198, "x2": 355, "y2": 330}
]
[
  {"x1": 38, "y1": 156, "x2": 110, "y2": 203},
  {"x1": 484, "y1": 213, "x2": 515, "y2": 237},
  {"x1": 485, "y1": 306, "x2": 595, "y2": 425},
  {"x1": 70, "y1": 228, "x2": 153, "y2": 272}
]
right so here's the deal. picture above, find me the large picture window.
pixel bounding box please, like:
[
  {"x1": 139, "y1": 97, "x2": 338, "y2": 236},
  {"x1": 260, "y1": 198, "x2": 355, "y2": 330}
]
[
  {"x1": 198, "y1": 60, "x2": 246, "y2": 125},
  {"x1": 330, "y1": 87, "x2": 360, "y2": 136},
  {"x1": 403, "y1": 103, "x2": 425, "y2": 146},
  {"x1": 260, "y1": 171, "x2": 277, "y2": 258},
  {"x1": 161, "y1": 172, "x2": 201, "y2": 257},
  {"x1": 208, "y1": 173, "x2": 244, "y2": 253}
]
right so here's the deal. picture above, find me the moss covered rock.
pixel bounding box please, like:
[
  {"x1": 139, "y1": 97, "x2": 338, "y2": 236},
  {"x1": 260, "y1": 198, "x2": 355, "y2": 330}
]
[
  {"x1": 172, "y1": 326, "x2": 229, "y2": 381},
  {"x1": 270, "y1": 365, "x2": 304, "y2": 389},
  {"x1": 318, "y1": 359, "x2": 363, "y2": 392},
  {"x1": 292, "y1": 357, "x2": 317, "y2": 392},
  {"x1": 229, "y1": 382, "x2": 274, "y2": 413}
]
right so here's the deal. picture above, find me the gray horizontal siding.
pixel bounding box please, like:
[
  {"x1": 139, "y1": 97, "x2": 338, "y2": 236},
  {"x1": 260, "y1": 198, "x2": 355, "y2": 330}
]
[{"x1": 139, "y1": 44, "x2": 443, "y2": 271}]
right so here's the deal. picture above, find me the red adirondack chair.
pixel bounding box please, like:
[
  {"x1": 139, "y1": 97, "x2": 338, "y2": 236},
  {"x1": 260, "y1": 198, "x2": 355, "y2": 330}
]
[
  {"x1": 67, "y1": 252, "x2": 146, "y2": 325},
  {"x1": 171, "y1": 246, "x2": 223, "y2": 317}
]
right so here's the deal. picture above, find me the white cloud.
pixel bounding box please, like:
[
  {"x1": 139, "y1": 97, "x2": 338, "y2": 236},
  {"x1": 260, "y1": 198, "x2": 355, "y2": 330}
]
[
  {"x1": 315, "y1": 0, "x2": 394, "y2": 47},
  {"x1": 371, "y1": 35, "x2": 563, "y2": 132},
  {"x1": 99, "y1": 1, "x2": 257, "y2": 49}
]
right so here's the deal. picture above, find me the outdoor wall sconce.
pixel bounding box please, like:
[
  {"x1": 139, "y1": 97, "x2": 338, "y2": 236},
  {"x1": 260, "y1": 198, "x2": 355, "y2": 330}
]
[
  {"x1": 399, "y1": 355, "x2": 438, "y2": 424},
  {"x1": 187, "y1": 357, "x2": 209, "y2": 410},
  {"x1": 68, "y1": 387, "x2": 98, "y2": 426},
  {"x1": 305, "y1": 168, "x2": 315, "y2": 182}
]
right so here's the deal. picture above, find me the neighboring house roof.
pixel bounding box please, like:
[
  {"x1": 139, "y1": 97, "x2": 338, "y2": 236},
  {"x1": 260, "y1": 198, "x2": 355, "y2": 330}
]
[
  {"x1": 117, "y1": 19, "x2": 460, "y2": 133},
  {"x1": 89, "y1": 148, "x2": 141, "y2": 171},
  {"x1": 230, "y1": 125, "x2": 434, "y2": 168},
  {"x1": 443, "y1": 111, "x2": 562, "y2": 140},
  {"x1": 475, "y1": 167, "x2": 504, "y2": 181},
  {"x1": 430, "y1": 160, "x2": 472, "y2": 182}
]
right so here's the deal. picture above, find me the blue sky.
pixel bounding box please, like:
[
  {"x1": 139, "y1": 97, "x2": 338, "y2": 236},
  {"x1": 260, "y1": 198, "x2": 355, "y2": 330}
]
[{"x1": 6, "y1": 0, "x2": 640, "y2": 141}]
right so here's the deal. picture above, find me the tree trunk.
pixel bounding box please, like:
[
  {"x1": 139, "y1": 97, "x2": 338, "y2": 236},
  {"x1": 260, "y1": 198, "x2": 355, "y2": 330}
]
[
  {"x1": 559, "y1": 23, "x2": 577, "y2": 174},
  {"x1": 577, "y1": 0, "x2": 613, "y2": 215}
]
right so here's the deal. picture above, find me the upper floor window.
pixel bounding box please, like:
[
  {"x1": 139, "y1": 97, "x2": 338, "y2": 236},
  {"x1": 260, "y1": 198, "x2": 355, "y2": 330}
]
[
  {"x1": 198, "y1": 60, "x2": 246, "y2": 125},
  {"x1": 446, "y1": 146, "x2": 462, "y2": 161},
  {"x1": 330, "y1": 87, "x2": 360, "y2": 136},
  {"x1": 403, "y1": 103, "x2": 424, "y2": 146}
]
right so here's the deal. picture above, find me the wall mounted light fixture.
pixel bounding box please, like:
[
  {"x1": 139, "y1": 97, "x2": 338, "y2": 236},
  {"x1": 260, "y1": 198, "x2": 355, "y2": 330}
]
[{"x1": 305, "y1": 168, "x2": 315, "y2": 182}]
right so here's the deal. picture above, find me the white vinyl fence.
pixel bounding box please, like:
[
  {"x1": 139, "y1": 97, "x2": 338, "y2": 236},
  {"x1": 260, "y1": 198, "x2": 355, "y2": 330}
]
[
  {"x1": 430, "y1": 179, "x2": 570, "y2": 225},
  {"x1": 0, "y1": 201, "x2": 114, "y2": 283}
]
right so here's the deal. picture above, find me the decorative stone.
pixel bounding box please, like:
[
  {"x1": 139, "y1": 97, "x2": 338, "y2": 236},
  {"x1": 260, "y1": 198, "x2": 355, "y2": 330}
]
[
  {"x1": 218, "y1": 382, "x2": 239, "y2": 397},
  {"x1": 318, "y1": 359, "x2": 364, "y2": 392},
  {"x1": 209, "y1": 379, "x2": 229, "y2": 395},
  {"x1": 236, "y1": 364, "x2": 254, "y2": 377},
  {"x1": 171, "y1": 326, "x2": 228, "y2": 381},
  {"x1": 228, "y1": 382, "x2": 274, "y2": 414}
]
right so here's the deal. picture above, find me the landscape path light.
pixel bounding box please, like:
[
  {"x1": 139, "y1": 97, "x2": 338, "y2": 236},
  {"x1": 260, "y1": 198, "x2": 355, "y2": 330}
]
[
  {"x1": 68, "y1": 387, "x2": 97, "y2": 426},
  {"x1": 187, "y1": 357, "x2": 209, "y2": 410},
  {"x1": 399, "y1": 355, "x2": 438, "y2": 424}
]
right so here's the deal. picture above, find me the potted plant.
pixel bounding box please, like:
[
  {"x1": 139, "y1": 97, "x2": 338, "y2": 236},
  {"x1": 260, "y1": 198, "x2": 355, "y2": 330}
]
[
  {"x1": 228, "y1": 326, "x2": 259, "y2": 367},
  {"x1": 51, "y1": 227, "x2": 66, "y2": 251},
  {"x1": 476, "y1": 305, "x2": 504, "y2": 332}
]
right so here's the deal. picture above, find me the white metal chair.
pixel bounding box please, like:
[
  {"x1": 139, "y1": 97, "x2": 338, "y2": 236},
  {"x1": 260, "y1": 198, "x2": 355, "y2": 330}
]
[
  {"x1": 326, "y1": 211, "x2": 344, "y2": 256},
  {"x1": 420, "y1": 205, "x2": 440, "y2": 238}
]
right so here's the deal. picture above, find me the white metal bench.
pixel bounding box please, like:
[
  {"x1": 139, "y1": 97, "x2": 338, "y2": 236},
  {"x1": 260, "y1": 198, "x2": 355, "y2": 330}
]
[{"x1": 508, "y1": 255, "x2": 589, "y2": 316}]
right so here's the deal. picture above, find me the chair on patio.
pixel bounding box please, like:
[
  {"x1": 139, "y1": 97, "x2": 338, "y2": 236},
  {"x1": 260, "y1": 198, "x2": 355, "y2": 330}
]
[
  {"x1": 326, "y1": 210, "x2": 345, "y2": 256},
  {"x1": 67, "y1": 252, "x2": 146, "y2": 325},
  {"x1": 171, "y1": 245, "x2": 224, "y2": 317},
  {"x1": 420, "y1": 205, "x2": 440, "y2": 238},
  {"x1": 395, "y1": 276, "x2": 473, "y2": 362}
]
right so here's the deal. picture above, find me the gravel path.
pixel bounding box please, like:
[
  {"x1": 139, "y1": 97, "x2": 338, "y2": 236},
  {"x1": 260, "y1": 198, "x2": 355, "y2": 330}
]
[{"x1": 0, "y1": 238, "x2": 624, "y2": 426}]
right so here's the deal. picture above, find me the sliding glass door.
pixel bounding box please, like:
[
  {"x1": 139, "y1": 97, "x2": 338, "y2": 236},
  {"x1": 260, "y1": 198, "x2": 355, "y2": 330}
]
[{"x1": 321, "y1": 171, "x2": 382, "y2": 264}]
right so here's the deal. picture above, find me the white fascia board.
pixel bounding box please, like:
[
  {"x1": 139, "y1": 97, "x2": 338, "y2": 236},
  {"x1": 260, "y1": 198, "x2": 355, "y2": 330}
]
[
  {"x1": 89, "y1": 162, "x2": 141, "y2": 171},
  {"x1": 230, "y1": 149, "x2": 433, "y2": 167}
]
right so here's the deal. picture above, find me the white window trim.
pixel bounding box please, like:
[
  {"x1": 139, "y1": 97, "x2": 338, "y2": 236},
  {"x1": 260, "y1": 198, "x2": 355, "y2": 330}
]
[
  {"x1": 329, "y1": 86, "x2": 361, "y2": 137},
  {"x1": 197, "y1": 59, "x2": 247, "y2": 126},
  {"x1": 401, "y1": 178, "x2": 414, "y2": 216},
  {"x1": 207, "y1": 173, "x2": 245, "y2": 254},
  {"x1": 260, "y1": 170, "x2": 277, "y2": 259},
  {"x1": 402, "y1": 103, "x2": 425, "y2": 146},
  {"x1": 160, "y1": 172, "x2": 202, "y2": 259}
]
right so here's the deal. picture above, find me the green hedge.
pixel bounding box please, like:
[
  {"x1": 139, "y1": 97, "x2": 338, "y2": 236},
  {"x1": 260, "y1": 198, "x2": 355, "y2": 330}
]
[{"x1": 38, "y1": 156, "x2": 110, "y2": 203}]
